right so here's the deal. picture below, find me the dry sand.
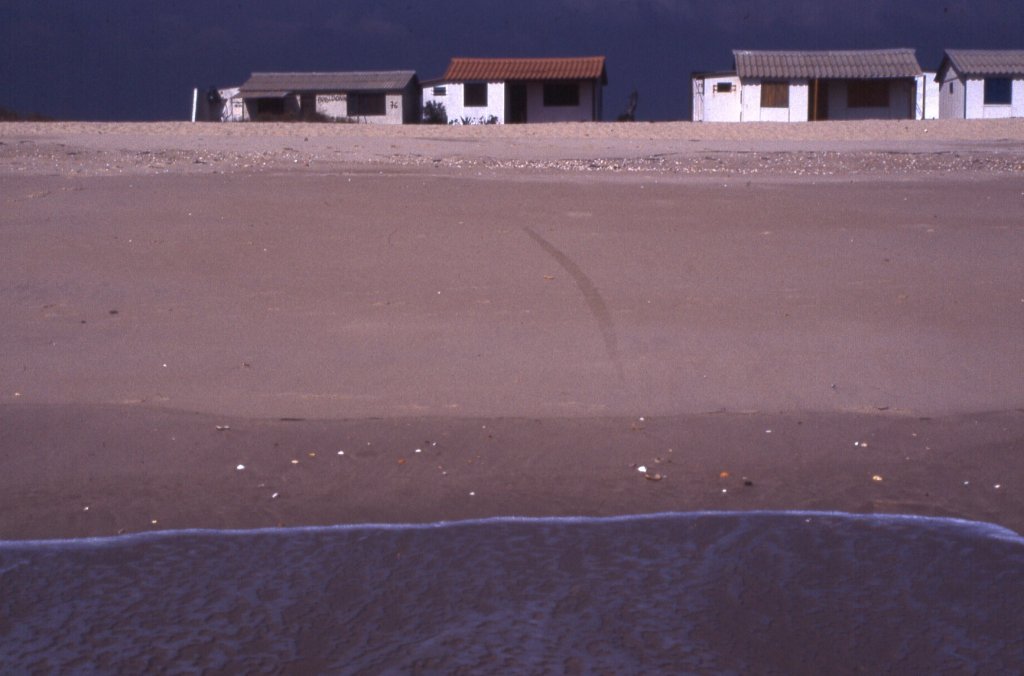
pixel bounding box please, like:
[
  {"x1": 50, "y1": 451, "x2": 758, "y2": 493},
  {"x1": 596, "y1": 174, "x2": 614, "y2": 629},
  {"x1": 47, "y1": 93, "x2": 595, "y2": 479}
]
[
  {"x1": 4, "y1": 118, "x2": 1024, "y2": 176},
  {"x1": 1, "y1": 120, "x2": 1023, "y2": 540}
]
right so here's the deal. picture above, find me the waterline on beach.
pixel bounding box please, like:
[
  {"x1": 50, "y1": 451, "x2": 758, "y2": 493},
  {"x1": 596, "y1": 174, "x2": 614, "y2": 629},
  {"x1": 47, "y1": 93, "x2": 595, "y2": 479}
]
[
  {"x1": 2, "y1": 511, "x2": 1021, "y2": 672},
  {"x1": 4, "y1": 509, "x2": 1022, "y2": 547}
]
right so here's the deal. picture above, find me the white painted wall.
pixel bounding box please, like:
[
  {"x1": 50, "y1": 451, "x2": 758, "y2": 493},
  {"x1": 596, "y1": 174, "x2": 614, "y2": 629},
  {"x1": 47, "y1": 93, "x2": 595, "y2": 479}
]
[
  {"x1": 423, "y1": 80, "x2": 601, "y2": 123},
  {"x1": 740, "y1": 79, "x2": 808, "y2": 122},
  {"x1": 372, "y1": 93, "x2": 407, "y2": 125},
  {"x1": 972, "y1": 77, "x2": 1024, "y2": 119},
  {"x1": 939, "y1": 73, "x2": 1024, "y2": 119},
  {"x1": 740, "y1": 82, "x2": 761, "y2": 121},
  {"x1": 218, "y1": 87, "x2": 246, "y2": 121},
  {"x1": 916, "y1": 73, "x2": 939, "y2": 120},
  {"x1": 691, "y1": 75, "x2": 742, "y2": 122},
  {"x1": 315, "y1": 93, "x2": 347, "y2": 119},
  {"x1": 965, "y1": 78, "x2": 987, "y2": 118},
  {"x1": 523, "y1": 81, "x2": 599, "y2": 122},
  {"x1": 423, "y1": 82, "x2": 505, "y2": 123},
  {"x1": 239, "y1": 91, "x2": 408, "y2": 123},
  {"x1": 788, "y1": 81, "x2": 809, "y2": 122},
  {"x1": 824, "y1": 79, "x2": 915, "y2": 120},
  {"x1": 313, "y1": 92, "x2": 406, "y2": 124},
  {"x1": 938, "y1": 70, "x2": 965, "y2": 118},
  {"x1": 228, "y1": 96, "x2": 247, "y2": 121},
  {"x1": 699, "y1": 76, "x2": 925, "y2": 122},
  {"x1": 691, "y1": 78, "x2": 703, "y2": 121},
  {"x1": 695, "y1": 72, "x2": 941, "y2": 122},
  {"x1": 520, "y1": 81, "x2": 593, "y2": 121}
]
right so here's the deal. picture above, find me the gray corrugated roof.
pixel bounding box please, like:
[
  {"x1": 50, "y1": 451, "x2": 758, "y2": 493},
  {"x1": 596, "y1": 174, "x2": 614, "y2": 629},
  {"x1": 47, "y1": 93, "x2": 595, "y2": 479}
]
[
  {"x1": 240, "y1": 71, "x2": 417, "y2": 96},
  {"x1": 733, "y1": 49, "x2": 921, "y2": 79},
  {"x1": 942, "y1": 50, "x2": 1024, "y2": 77}
]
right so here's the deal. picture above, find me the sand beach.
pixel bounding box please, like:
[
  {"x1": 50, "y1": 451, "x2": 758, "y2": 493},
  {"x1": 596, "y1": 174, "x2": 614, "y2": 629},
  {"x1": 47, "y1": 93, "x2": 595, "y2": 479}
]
[
  {"x1": 1, "y1": 119, "x2": 1023, "y2": 539},
  {"x1": 2, "y1": 118, "x2": 1024, "y2": 671}
]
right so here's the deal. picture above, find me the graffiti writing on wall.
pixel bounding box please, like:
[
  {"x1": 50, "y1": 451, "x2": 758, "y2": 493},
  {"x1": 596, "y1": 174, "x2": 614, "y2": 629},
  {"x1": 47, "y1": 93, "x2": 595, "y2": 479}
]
[{"x1": 316, "y1": 94, "x2": 347, "y2": 119}]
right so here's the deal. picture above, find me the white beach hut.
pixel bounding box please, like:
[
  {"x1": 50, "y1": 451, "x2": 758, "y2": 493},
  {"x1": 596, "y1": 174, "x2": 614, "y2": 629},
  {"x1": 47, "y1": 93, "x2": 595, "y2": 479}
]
[
  {"x1": 238, "y1": 71, "x2": 421, "y2": 124},
  {"x1": 422, "y1": 57, "x2": 607, "y2": 124},
  {"x1": 693, "y1": 49, "x2": 925, "y2": 122},
  {"x1": 935, "y1": 50, "x2": 1024, "y2": 119}
]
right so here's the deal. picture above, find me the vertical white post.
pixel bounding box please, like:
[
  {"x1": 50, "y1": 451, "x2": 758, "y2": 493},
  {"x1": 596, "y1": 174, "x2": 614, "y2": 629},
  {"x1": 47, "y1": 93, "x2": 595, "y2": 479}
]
[{"x1": 192, "y1": 88, "x2": 198, "y2": 122}]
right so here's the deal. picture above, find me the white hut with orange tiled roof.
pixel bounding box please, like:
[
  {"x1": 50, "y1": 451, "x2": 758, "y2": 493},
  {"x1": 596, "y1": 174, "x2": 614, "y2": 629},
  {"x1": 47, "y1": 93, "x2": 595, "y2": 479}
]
[{"x1": 422, "y1": 57, "x2": 607, "y2": 124}]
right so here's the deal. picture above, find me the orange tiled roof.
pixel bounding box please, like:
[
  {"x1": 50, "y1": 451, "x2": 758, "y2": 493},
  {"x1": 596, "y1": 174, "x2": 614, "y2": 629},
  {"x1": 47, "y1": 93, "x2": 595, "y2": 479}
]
[{"x1": 442, "y1": 57, "x2": 607, "y2": 84}]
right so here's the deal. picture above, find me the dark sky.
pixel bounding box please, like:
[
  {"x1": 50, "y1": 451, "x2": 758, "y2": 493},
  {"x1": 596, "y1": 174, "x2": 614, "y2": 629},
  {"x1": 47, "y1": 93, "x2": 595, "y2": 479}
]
[{"x1": 2, "y1": 1, "x2": 1021, "y2": 121}]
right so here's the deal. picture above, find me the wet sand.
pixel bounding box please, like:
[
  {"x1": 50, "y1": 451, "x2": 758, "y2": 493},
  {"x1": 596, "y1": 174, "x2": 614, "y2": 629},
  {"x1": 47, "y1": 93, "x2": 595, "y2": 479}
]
[{"x1": 1, "y1": 121, "x2": 1023, "y2": 539}]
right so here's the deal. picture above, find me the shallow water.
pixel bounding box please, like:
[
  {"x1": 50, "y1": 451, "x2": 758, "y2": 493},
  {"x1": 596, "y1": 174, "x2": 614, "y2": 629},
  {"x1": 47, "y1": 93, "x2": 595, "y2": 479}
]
[{"x1": 2, "y1": 512, "x2": 1022, "y2": 673}]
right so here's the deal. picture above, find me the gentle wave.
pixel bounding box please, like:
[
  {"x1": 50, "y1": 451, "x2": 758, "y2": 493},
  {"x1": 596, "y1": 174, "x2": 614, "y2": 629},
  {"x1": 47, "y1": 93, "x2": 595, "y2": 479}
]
[
  {"x1": 6, "y1": 509, "x2": 1022, "y2": 549},
  {"x1": 2, "y1": 511, "x2": 1022, "y2": 673}
]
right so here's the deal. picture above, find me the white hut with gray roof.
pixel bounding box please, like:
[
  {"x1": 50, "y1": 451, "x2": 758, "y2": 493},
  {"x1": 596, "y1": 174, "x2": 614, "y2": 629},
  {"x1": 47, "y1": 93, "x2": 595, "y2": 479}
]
[
  {"x1": 693, "y1": 49, "x2": 926, "y2": 122},
  {"x1": 936, "y1": 50, "x2": 1024, "y2": 119},
  {"x1": 238, "y1": 71, "x2": 420, "y2": 123}
]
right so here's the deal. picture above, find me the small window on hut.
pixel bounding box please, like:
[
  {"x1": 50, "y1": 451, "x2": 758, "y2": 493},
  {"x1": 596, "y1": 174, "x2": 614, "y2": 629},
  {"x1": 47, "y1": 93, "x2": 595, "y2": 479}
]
[
  {"x1": 760, "y1": 81, "x2": 789, "y2": 108},
  {"x1": 349, "y1": 93, "x2": 386, "y2": 116},
  {"x1": 984, "y1": 78, "x2": 1012, "y2": 105},
  {"x1": 432, "y1": 86, "x2": 447, "y2": 96},
  {"x1": 714, "y1": 82, "x2": 733, "y2": 94},
  {"x1": 464, "y1": 83, "x2": 488, "y2": 107},
  {"x1": 543, "y1": 82, "x2": 580, "y2": 107},
  {"x1": 848, "y1": 80, "x2": 890, "y2": 108}
]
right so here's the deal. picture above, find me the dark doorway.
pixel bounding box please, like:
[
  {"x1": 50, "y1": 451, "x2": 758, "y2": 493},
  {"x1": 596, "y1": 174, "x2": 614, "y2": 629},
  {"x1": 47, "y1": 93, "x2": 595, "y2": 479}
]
[
  {"x1": 254, "y1": 97, "x2": 286, "y2": 120},
  {"x1": 507, "y1": 83, "x2": 527, "y2": 123},
  {"x1": 809, "y1": 79, "x2": 829, "y2": 121}
]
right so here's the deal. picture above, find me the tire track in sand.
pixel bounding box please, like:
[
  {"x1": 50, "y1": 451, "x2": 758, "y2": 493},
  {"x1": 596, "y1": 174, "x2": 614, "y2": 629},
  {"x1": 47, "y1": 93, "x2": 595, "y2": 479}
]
[{"x1": 523, "y1": 227, "x2": 625, "y2": 381}]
